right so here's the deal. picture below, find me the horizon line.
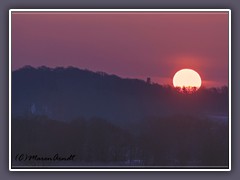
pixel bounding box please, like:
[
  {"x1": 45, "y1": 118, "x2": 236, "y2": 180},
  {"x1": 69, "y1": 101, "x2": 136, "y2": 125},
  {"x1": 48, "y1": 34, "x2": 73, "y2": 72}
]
[{"x1": 12, "y1": 65, "x2": 228, "y2": 89}]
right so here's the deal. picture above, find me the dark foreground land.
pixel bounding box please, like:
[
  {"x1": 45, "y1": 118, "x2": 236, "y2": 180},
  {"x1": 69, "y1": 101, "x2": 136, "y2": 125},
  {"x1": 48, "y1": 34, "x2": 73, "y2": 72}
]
[{"x1": 12, "y1": 115, "x2": 228, "y2": 167}]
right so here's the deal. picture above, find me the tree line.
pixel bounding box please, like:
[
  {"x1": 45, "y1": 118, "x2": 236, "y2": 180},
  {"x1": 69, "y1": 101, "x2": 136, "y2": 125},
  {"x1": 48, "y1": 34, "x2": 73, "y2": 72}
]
[{"x1": 12, "y1": 115, "x2": 228, "y2": 167}]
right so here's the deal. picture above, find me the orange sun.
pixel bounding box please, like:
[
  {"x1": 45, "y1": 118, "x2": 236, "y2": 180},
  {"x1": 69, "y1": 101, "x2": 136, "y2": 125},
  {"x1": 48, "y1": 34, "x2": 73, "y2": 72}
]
[{"x1": 173, "y1": 69, "x2": 202, "y2": 94}]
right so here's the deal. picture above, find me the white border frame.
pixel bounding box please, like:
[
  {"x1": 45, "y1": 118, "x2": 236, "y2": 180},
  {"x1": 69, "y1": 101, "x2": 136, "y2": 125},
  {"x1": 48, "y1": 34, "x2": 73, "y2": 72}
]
[{"x1": 9, "y1": 9, "x2": 231, "y2": 172}]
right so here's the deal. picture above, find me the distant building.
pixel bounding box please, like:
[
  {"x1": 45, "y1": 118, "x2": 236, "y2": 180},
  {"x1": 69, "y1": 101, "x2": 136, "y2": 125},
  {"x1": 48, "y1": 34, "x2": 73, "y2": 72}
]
[
  {"x1": 31, "y1": 103, "x2": 36, "y2": 114},
  {"x1": 147, "y1": 77, "x2": 151, "y2": 84}
]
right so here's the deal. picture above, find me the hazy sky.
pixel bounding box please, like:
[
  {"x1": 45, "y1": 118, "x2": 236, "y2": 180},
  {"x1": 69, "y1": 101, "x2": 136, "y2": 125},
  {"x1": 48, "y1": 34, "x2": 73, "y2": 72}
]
[{"x1": 11, "y1": 11, "x2": 229, "y2": 87}]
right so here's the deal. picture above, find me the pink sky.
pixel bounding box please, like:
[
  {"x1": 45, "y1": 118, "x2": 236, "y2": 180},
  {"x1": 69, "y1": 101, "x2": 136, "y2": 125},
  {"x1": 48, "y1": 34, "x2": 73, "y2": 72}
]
[{"x1": 11, "y1": 11, "x2": 229, "y2": 87}]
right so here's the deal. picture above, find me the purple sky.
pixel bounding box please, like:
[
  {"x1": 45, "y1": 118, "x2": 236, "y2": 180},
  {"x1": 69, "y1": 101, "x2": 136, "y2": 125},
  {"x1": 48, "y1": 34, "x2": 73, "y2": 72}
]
[{"x1": 11, "y1": 11, "x2": 229, "y2": 87}]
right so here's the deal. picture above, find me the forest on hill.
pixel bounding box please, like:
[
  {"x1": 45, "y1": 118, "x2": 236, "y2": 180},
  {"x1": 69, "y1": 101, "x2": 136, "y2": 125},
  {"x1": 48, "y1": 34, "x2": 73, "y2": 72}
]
[{"x1": 11, "y1": 66, "x2": 229, "y2": 167}]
